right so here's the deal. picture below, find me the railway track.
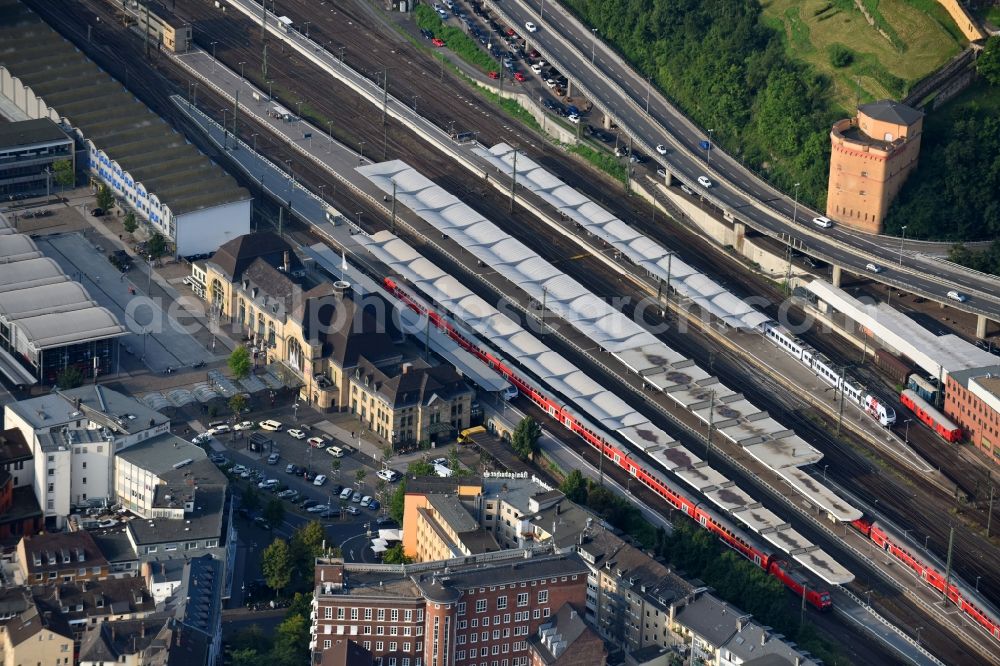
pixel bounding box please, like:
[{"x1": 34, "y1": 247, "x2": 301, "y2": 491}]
[{"x1": 33, "y1": 1, "x2": 999, "y2": 659}]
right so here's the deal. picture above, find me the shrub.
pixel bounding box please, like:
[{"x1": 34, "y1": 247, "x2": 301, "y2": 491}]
[{"x1": 828, "y1": 44, "x2": 854, "y2": 68}]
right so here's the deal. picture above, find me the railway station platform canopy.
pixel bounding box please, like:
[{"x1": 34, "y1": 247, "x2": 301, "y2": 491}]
[
  {"x1": 0, "y1": 0, "x2": 249, "y2": 217},
  {"x1": 806, "y1": 279, "x2": 996, "y2": 381},
  {"x1": 474, "y1": 143, "x2": 770, "y2": 331},
  {"x1": 352, "y1": 177, "x2": 853, "y2": 583},
  {"x1": 303, "y1": 242, "x2": 511, "y2": 394}
]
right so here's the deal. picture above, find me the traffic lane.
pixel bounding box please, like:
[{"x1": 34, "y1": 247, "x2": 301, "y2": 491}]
[{"x1": 509, "y1": 1, "x2": 1000, "y2": 302}]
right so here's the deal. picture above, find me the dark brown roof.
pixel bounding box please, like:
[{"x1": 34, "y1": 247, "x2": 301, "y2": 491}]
[
  {"x1": 32, "y1": 577, "x2": 154, "y2": 625},
  {"x1": 0, "y1": 428, "x2": 32, "y2": 465},
  {"x1": 376, "y1": 363, "x2": 472, "y2": 408},
  {"x1": 4, "y1": 605, "x2": 72, "y2": 647},
  {"x1": 19, "y1": 530, "x2": 108, "y2": 575},
  {"x1": 207, "y1": 232, "x2": 295, "y2": 282},
  {"x1": 859, "y1": 99, "x2": 923, "y2": 126},
  {"x1": 0, "y1": 118, "x2": 70, "y2": 148},
  {"x1": 303, "y1": 291, "x2": 402, "y2": 367}
]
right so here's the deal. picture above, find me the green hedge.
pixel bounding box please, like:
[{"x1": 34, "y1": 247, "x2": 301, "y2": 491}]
[{"x1": 414, "y1": 5, "x2": 496, "y2": 72}]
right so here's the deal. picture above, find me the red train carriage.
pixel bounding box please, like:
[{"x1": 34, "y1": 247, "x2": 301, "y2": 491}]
[{"x1": 900, "y1": 389, "x2": 962, "y2": 443}]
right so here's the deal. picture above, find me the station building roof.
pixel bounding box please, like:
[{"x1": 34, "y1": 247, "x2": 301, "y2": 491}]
[{"x1": 0, "y1": 0, "x2": 249, "y2": 216}]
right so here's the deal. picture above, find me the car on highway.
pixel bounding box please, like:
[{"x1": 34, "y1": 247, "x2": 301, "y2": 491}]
[
  {"x1": 287, "y1": 428, "x2": 306, "y2": 440},
  {"x1": 266, "y1": 453, "x2": 280, "y2": 464},
  {"x1": 234, "y1": 420, "x2": 254, "y2": 431},
  {"x1": 680, "y1": 184, "x2": 694, "y2": 195},
  {"x1": 812, "y1": 216, "x2": 833, "y2": 229},
  {"x1": 432, "y1": 37, "x2": 445, "y2": 47},
  {"x1": 947, "y1": 290, "x2": 967, "y2": 303},
  {"x1": 656, "y1": 144, "x2": 667, "y2": 155},
  {"x1": 524, "y1": 21, "x2": 537, "y2": 32},
  {"x1": 513, "y1": 71, "x2": 526, "y2": 82},
  {"x1": 488, "y1": 71, "x2": 499, "y2": 80},
  {"x1": 865, "y1": 262, "x2": 882, "y2": 273},
  {"x1": 697, "y1": 176, "x2": 713, "y2": 188},
  {"x1": 259, "y1": 419, "x2": 283, "y2": 432},
  {"x1": 314, "y1": 474, "x2": 327, "y2": 486}
]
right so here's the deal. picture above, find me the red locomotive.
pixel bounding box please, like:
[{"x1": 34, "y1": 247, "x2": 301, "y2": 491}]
[{"x1": 900, "y1": 389, "x2": 962, "y2": 443}]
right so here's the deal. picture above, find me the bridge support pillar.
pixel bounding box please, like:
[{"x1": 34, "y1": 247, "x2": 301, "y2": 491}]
[
  {"x1": 663, "y1": 170, "x2": 673, "y2": 186},
  {"x1": 977, "y1": 314, "x2": 989, "y2": 340},
  {"x1": 603, "y1": 113, "x2": 614, "y2": 130},
  {"x1": 831, "y1": 264, "x2": 842, "y2": 288}
]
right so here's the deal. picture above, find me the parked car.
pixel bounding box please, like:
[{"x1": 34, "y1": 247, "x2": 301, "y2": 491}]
[
  {"x1": 287, "y1": 428, "x2": 306, "y2": 440},
  {"x1": 513, "y1": 72, "x2": 526, "y2": 82},
  {"x1": 327, "y1": 446, "x2": 345, "y2": 458},
  {"x1": 234, "y1": 420, "x2": 254, "y2": 431},
  {"x1": 351, "y1": 491, "x2": 363, "y2": 503},
  {"x1": 259, "y1": 420, "x2": 283, "y2": 431},
  {"x1": 90, "y1": 207, "x2": 105, "y2": 217},
  {"x1": 319, "y1": 508, "x2": 340, "y2": 518},
  {"x1": 567, "y1": 114, "x2": 580, "y2": 124},
  {"x1": 432, "y1": 37, "x2": 445, "y2": 47},
  {"x1": 258, "y1": 479, "x2": 279, "y2": 490},
  {"x1": 314, "y1": 474, "x2": 328, "y2": 486},
  {"x1": 231, "y1": 464, "x2": 247, "y2": 475},
  {"x1": 267, "y1": 453, "x2": 280, "y2": 465},
  {"x1": 307, "y1": 504, "x2": 327, "y2": 513},
  {"x1": 346, "y1": 506, "x2": 360, "y2": 515},
  {"x1": 368, "y1": 499, "x2": 381, "y2": 511},
  {"x1": 420, "y1": 28, "x2": 433, "y2": 39},
  {"x1": 360, "y1": 495, "x2": 372, "y2": 507},
  {"x1": 308, "y1": 436, "x2": 327, "y2": 448},
  {"x1": 191, "y1": 433, "x2": 212, "y2": 444},
  {"x1": 488, "y1": 71, "x2": 499, "y2": 80},
  {"x1": 377, "y1": 469, "x2": 400, "y2": 482},
  {"x1": 209, "y1": 424, "x2": 231, "y2": 435},
  {"x1": 301, "y1": 499, "x2": 318, "y2": 510},
  {"x1": 253, "y1": 517, "x2": 271, "y2": 530}
]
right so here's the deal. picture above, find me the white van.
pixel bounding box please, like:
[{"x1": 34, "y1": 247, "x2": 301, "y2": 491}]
[
  {"x1": 947, "y1": 290, "x2": 967, "y2": 303},
  {"x1": 326, "y1": 446, "x2": 345, "y2": 458},
  {"x1": 339, "y1": 487, "x2": 354, "y2": 500},
  {"x1": 502, "y1": 385, "x2": 519, "y2": 400},
  {"x1": 812, "y1": 216, "x2": 833, "y2": 229}
]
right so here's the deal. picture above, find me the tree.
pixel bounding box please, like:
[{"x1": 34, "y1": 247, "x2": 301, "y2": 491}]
[
  {"x1": 978, "y1": 35, "x2": 1000, "y2": 86},
  {"x1": 382, "y1": 543, "x2": 413, "y2": 564},
  {"x1": 122, "y1": 210, "x2": 138, "y2": 235},
  {"x1": 511, "y1": 417, "x2": 542, "y2": 460},
  {"x1": 56, "y1": 366, "x2": 84, "y2": 389},
  {"x1": 827, "y1": 44, "x2": 853, "y2": 68},
  {"x1": 229, "y1": 346, "x2": 252, "y2": 380},
  {"x1": 354, "y1": 468, "x2": 367, "y2": 487},
  {"x1": 260, "y1": 538, "x2": 292, "y2": 593},
  {"x1": 407, "y1": 460, "x2": 435, "y2": 477},
  {"x1": 448, "y1": 446, "x2": 461, "y2": 470},
  {"x1": 229, "y1": 648, "x2": 266, "y2": 666},
  {"x1": 291, "y1": 520, "x2": 327, "y2": 579},
  {"x1": 146, "y1": 232, "x2": 167, "y2": 259},
  {"x1": 229, "y1": 393, "x2": 249, "y2": 417},
  {"x1": 389, "y1": 479, "x2": 407, "y2": 523},
  {"x1": 52, "y1": 159, "x2": 74, "y2": 189},
  {"x1": 96, "y1": 184, "x2": 115, "y2": 210},
  {"x1": 560, "y1": 469, "x2": 588, "y2": 504},
  {"x1": 271, "y1": 612, "x2": 310, "y2": 666},
  {"x1": 264, "y1": 497, "x2": 285, "y2": 526},
  {"x1": 329, "y1": 458, "x2": 342, "y2": 477},
  {"x1": 241, "y1": 484, "x2": 260, "y2": 513}
]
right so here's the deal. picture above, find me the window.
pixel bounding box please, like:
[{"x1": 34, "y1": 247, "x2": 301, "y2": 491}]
[
  {"x1": 378, "y1": 609, "x2": 386, "y2": 621},
  {"x1": 496, "y1": 596, "x2": 507, "y2": 610},
  {"x1": 457, "y1": 602, "x2": 466, "y2": 615},
  {"x1": 405, "y1": 610, "x2": 413, "y2": 622},
  {"x1": 365, "y1": 608, "x2": 373, "y2": 621},
  {"x1": 337, "y1": 608, "x2": 345, "y2": 620},
  {"x1": 323, "y1": 640, "x2": 331, "y2": 649},
  {"x1": 391, "y1": 609, "x2": 399, "y2": 622},
  {"x1": 476, "y1": 599, "x2": 487, "y2": 613},
  {"x1": 324, "y1": 607, "x2": 332, "y2": 619},
  {"x1": 351, "y1": 608, "x2": 359, "y2": 620},
  {"x1": 537, "y1": 590, "x2": 548, "y2": 604},
  {"x1": 516, "y1": 593, "x2": 528, "y2": 607},
  {"x1": 376, "y1": 641, "x2": 384, "y2": 652}
]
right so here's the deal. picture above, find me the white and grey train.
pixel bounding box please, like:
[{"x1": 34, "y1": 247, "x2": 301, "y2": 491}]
[{"x1": 760, "y1": 322, "x2": 896, "y2": 426}]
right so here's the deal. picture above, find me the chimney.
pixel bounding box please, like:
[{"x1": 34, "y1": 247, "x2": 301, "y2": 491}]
[
  {"x1": 402, "y1": 363, "x2": 412, "y2": 375},
  {"x1": 556, "y1": 503, "x2": 561, "y2": 515},
  {"x1": 761, "y1": 632, "x2": 766, "y2": 647},
  {"x1": 282, "y1": 250, "x2": 291, "y2": 273}
]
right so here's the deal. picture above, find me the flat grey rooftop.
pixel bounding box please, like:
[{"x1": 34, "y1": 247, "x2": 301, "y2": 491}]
[
  {"x1": 0, "y1": 117, "x2": 69, "y2": 148},
  {"x1": 0, "y1": 0, "x2": 249, "y2": 216}
]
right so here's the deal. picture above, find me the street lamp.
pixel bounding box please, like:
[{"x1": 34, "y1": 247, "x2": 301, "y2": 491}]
[
  {"x1": 915, "y1": 626, "x2": 923, "y2": 644},
  {"x1": 823, "y1": 464, "x2": 829, "y2": 481},
  {"x1": 327, "y1": 121, "x2": 334, "y2": 153},
  {"x1": 899, "y1": 225, "x2": 908, "y2": 265},
  {"x1": 976, "y1": 575, "x2": 981, "y2": 592},
  {"x1": 412, "y1": 95, "x2": 420, "y2": 113},
  {"x1": 792, "y1": 182, "x2": 801, "y2": 225},
  {"x1": 251, "y1": 132, "x2": 258, "y2": 153},
  {"x1": 284, "y1": 159, "x2": 292, "y2": 182},
  {"x1": 239, "y1": 60, "x2": 245, "y2": 81},
  {"x1": 706, "y1": 128, "x2": 714, "y2": 166},
  {"x1": 591, "y1": 28, "x2": 597, "y2": 64},
  {"x1": 903, "y1": 418, "x2": 912, "y2": 444},
  {"x1": 359, "y1": 141, "x2": 366, "y2": 163},
  {"x1": 211, "y1": 41, "x2": 218, "y2": 72}
]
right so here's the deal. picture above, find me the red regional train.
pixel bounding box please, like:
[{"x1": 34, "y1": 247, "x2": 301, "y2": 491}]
[
  {"x1": 383, "y1": 277, "x2": 833, "y2": 610},
  {"x1": 900, "y1": 389, "x2": 962, "y2": 443},
  {"x1": 852, "y1": 517, "x2": 1000, "y2": 642}
]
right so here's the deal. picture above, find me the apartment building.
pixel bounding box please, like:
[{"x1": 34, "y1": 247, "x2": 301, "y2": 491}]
[
  {"x1": 3, "y1": 386, "x2": 171, "y2": 528},
  {"x1": 311, "y1": 550, "x2": 590, "y2": 666},
  {"x1": 16, "y1": 530, "x2": 110, "y2": 584}
]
